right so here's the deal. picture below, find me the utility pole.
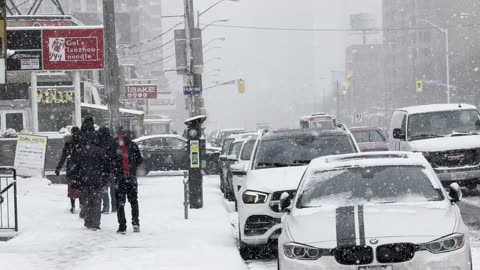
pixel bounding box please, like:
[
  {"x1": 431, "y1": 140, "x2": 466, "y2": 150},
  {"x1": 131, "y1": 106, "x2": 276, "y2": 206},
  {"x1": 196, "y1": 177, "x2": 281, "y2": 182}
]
[
  {"x1": 184, "y1": 0, "x2": 202, "y2": 117},
  {"x1": 103, "y1": 0, "x2": 121, "y2": 133}
]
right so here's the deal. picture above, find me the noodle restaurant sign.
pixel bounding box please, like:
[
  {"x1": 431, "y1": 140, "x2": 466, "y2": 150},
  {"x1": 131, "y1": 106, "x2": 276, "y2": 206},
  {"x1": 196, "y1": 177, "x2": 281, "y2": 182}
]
[{"x1": 42, "y1": 28, "x2": 104, "y2": 70}]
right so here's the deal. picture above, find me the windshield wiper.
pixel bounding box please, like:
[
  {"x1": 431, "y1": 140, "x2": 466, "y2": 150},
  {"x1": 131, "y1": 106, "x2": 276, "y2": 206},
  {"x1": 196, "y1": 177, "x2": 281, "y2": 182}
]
[
  {"x1": 257, "y1": 162, "x2": 290, "y2": 168},
  {"x1": 449, "y1": 131, "x2": 480, "y2": 137},
  {"x1": 292, "y1": 160, "x2": 311, "y2": 165},
  {"x1": 410, "y1": 134, "x2": 444, "y2": 140}
]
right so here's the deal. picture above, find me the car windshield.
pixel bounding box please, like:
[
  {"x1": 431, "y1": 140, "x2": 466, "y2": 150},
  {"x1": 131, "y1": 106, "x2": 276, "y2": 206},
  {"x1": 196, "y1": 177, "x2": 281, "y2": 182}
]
[
  {"x1": 230, "y1": 141, "x2": 243, "y2": 156},
  {"x1": 254, "y1": 135, "x2": 355, "y2": 169},
  {"x1": 310, "y1": 120, "x2": 335, "y2": 129},
  {"x1": 221, "y1": 139, "x2": 234, "y2": 155},
  {"x1": 298, "y1": 166, "x2": 443, "y2": 208},
  {"x1": 240, "y1": 140, "x2": 256, "y2": 160},
  {"x1": 408, "y1": 110, "x2": 480, "y2": 141},
  {"x1": 352, "y1": 130, "x2": 386, "y2": 143}
]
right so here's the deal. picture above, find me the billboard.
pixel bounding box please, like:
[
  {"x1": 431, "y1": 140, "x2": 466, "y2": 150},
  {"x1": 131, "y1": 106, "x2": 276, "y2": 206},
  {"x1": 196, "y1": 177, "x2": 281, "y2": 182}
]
[
  {"x1": 42, "y1": 28, "x2": 104, "y2": 70},
  {"x1": 125, "y1": 84, "x2": 157, "y2": 99}
]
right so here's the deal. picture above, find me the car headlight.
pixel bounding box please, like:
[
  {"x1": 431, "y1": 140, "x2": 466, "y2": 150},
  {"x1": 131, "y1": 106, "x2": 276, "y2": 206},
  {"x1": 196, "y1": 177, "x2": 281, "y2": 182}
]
[
  {"x1": 242, "y1": 190, "x2": 269, "y2": 204},
  {"x1": 283, "y1": 242, "x2": 331, "y2": 260},
  {"x1": 417, "y1": 233, "x2": 465, "y2": 254}
]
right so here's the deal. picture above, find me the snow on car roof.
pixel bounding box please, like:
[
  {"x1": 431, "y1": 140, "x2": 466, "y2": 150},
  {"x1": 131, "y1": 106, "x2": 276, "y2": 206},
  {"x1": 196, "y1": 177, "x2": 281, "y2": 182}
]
[
  {"x1": 309, "y1": 151, "x2": 429, "y2": 172},
  {"x1": 263, "y1": 128, "x2": 347, "y2": 139},
  {"x1": 398, "y1": 103, "x2": 477, "y2": 114},
  {"x1": 133, "y1": 134, "x2": 186, "y2": 143}
]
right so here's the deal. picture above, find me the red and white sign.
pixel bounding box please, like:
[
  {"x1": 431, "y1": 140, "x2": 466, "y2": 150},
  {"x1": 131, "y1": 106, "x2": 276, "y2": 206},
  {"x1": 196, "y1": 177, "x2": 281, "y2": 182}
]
[
  {"x1": 42, "y1": 28, "x2": 104, "y2": 70},
  {"x1": 30, "y1": 21, "x2": 71, "y2": 27},
  {"x1": 126, "y1": 84, "x2": 158, "y2": 99}
]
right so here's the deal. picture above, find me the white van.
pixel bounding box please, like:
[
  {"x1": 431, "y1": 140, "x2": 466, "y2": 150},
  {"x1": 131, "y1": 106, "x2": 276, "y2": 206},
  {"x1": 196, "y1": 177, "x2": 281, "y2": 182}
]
[{"x1": 389, "y1": 103, "x2": 480, "y2": 190}]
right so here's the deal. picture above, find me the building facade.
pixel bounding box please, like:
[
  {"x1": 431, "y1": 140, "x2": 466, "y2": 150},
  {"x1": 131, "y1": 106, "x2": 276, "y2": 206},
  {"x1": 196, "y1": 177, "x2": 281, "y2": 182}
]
[{"x1": 383, "y1": 0, "x2": 480, "y2": 110}]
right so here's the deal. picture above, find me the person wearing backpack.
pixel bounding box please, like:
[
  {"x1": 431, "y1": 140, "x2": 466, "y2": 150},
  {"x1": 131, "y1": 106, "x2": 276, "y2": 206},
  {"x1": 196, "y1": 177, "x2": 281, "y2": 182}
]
[
  {"x1": 79, "y1": 117, "x2": 106, "y2": 230},
  {"x1": 55, "y1": 126, "x2": 82, "y2": 214},
  {"x1": 115, "y1": 129, "x2": 143, "y2": 234}
]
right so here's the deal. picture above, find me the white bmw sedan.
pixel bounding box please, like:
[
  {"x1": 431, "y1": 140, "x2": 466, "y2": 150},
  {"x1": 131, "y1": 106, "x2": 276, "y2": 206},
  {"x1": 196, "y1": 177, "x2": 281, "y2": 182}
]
[{"x1": 278, "y1": 152, "x2": 472, "y2": 270}]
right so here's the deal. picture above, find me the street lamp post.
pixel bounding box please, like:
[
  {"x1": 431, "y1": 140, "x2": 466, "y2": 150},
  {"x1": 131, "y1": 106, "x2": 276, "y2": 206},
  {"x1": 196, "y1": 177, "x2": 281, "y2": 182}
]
[
  {"x1": 202, "y1": 18, "x2": 230, "y2": 31},
  {"x1": 203, "y1": 37, "x2": 226, "y2": 49},
  {"x1": 417, "y1": 19, "x2": 450, "y2": 104},
  {"x1": 197, "y1": 0, "x2": 239, "y2": 28}
]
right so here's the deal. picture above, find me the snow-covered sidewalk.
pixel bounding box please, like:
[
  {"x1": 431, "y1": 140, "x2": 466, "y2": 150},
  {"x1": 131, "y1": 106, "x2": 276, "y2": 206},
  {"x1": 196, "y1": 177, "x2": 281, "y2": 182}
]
[{"x1": 0, "y1": 174, "x2": 247, "y2": 270}]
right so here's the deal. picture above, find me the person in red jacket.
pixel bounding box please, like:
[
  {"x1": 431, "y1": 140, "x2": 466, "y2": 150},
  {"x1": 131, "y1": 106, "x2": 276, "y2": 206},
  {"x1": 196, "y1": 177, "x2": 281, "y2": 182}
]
[{"x1": 115, "y1": 128, "x2": 143, "y2": 234}]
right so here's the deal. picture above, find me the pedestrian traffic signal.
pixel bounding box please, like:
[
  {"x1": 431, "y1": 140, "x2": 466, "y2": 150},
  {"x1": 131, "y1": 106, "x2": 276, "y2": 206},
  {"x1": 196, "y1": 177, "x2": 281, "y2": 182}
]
[
  {"x1": 416, "y1": 80, "x2": 423, "y2": 93},
  {"x1": 238, "y1": 79, "x2": 245, "y2": 94}
]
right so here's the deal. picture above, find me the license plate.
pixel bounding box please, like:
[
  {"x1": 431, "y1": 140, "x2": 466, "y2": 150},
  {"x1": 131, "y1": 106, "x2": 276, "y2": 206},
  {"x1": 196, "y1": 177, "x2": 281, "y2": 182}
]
[{"x1": 358, "y1": 266, "x2": 393, "y2": 270}]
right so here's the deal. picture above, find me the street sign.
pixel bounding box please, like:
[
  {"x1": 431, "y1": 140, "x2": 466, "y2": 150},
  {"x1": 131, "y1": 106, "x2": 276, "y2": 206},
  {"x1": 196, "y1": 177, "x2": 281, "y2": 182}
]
[
  {"x1": 42, "y1": 28, "x2": 104, "y2": 70},
  {"x1": 125, "y1": 84, "x2": 158, "y2": 99},
  {"x1": 184, "y1": 85, "x2": 202, "y2": 96}
]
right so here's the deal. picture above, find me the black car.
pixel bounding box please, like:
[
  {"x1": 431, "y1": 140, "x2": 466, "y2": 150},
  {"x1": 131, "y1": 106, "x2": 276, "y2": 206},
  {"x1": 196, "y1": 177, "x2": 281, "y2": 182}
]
[{"x1": 133, "y1": 135, "x2": 220, "y2": 175}]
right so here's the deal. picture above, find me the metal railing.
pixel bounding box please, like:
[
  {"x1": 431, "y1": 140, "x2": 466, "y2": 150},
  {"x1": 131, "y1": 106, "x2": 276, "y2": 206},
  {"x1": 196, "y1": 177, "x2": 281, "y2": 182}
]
[
  {"x1": 0, "y1": 167, "x2": 18, "y2": 232},
  {"x1": 183, "y1": 171, "x2": 190, "y2": 220}
]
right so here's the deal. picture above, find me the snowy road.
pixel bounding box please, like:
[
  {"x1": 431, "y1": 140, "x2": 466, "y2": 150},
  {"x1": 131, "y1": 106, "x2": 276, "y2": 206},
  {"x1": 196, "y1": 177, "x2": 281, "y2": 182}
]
[{"x1": 2, "y1": 174, "x2": 480, "y2": 269}]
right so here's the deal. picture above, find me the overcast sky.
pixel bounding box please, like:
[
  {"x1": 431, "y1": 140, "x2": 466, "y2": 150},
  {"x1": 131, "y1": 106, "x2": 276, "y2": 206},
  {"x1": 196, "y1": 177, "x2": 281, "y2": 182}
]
[{"x1": 162, "y1": 0, "x2": 381, "y2": 130}]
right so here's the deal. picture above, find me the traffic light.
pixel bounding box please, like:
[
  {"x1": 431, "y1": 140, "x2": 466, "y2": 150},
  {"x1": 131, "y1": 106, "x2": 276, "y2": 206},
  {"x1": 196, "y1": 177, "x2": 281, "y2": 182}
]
[
  {"x1": 416, "y1": 80, "x2": 423, "y2": 93},
  {"x1": 345, "y1": 73, "x2": 353, "y2": 89},
  {"x1": 340, "y1": 85, "x2": 348, "y2": 96},
  {"x1": 237, "y1": 79, "x2": 245, "y2": 94}
]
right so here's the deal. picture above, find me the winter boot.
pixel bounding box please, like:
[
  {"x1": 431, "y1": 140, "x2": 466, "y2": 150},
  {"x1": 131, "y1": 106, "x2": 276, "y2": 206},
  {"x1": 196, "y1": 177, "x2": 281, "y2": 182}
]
[
  {"x1": 117, "y1": 226, "x2": 127, "y2": 235},
  {"x1": 133, "y1": 225, "x2": 140, "y2": 233},
  {"x1": 70, "y1": 206, "x2": 75, "y2": 214}
]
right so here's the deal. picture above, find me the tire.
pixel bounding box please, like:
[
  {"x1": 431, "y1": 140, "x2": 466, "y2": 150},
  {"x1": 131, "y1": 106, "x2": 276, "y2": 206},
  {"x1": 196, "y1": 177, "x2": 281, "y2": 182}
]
[{"x1": 240, "y1": 241, "x2": 255, "y2": 260}]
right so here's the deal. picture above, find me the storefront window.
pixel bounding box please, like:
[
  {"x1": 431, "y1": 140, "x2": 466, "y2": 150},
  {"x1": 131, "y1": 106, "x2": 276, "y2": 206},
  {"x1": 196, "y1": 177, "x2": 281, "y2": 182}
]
[
  {"x1": 38, "y1": 104, "x2": 73, "y2": 132},
  {"x1": 5, "y1": 113, "x2": 23, "y2": 132}
]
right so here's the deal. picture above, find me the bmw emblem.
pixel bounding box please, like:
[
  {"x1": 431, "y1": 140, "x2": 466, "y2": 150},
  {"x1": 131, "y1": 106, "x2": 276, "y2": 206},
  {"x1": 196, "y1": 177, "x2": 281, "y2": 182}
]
[{"x1": 369, "y1": 239, "x2": 379, "y2": 245}]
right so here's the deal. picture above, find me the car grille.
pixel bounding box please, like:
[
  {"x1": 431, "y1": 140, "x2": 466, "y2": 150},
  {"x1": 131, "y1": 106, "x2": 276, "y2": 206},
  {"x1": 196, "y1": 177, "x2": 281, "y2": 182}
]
[
  {"x1": 376, "y1": 243, "x2": 416, "y2": 263},
  {"x1": 428, "y1": 149, "x2": 480, "y2": 168},
  {"x1": 269, "y1": 190, "x2": 296, "y2": 213},
  {"x1": 244, "y1": 215, "x2": 281, "y2": 236},
  {"x1": 332, "y1": 246, "x2": 374, "y2": 265}
]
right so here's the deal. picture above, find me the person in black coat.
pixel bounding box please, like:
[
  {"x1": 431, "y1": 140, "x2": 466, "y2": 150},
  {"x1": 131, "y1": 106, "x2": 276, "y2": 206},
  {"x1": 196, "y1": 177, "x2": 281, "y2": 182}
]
[
  {"x1": 78, "y1": 117, "x2": 105, "y2": 230},
  {"x1": 55, "y1": 127, "x2": 81, "y2": 213},
  {"x1": 98, "y1": 127, "x2": 119, "y2": 213},
  {"x1": 115, "y1": 129, "x2": 143, "y2": 234}
]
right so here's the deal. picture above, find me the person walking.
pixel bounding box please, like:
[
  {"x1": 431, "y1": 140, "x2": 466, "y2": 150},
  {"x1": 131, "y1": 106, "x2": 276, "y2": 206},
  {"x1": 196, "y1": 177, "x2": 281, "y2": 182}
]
[
  {"x1": 55, "y1": 127, "x2": 82, "y2": 213},
  {"x1": 115, "y1": 129, "x2": 143, "y2": 234},
  {"x1": 78, "y1": 117, "x2": 106, "y2": 230},
  {"x1": 98, "y1": 127, "x2": 118, "y2": 214}
]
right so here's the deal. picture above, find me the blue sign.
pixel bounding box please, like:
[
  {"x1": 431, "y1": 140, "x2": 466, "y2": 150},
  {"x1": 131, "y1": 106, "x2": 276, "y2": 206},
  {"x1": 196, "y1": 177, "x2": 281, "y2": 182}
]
[{"x1": 184, "y1": 86, "x2": 202, "y2": 96}]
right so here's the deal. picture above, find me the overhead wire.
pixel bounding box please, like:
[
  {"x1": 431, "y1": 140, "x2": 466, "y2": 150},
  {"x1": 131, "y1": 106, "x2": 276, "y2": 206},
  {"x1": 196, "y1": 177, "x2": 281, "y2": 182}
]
[
  {"x1": 126, "y1": 22, "x2": 183, "y2": 49},
  {"x1": 208, "y1": 23, "x2": 479, "y2": 32}
]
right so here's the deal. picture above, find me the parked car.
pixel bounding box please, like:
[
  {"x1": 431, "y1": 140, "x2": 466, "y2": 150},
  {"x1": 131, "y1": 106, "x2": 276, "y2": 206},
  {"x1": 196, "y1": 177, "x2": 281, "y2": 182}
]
[
  {"x1": 211, "y1": 128, "x2": 245, "y2": 147},
  {"x1": 389, "y1": 103, "x2": 480, "y2": 190},
  {"x1": 299, "y1": 113, "x2": 337, "y2": 129},
  {"x1": 350, "y1": 126, "x2": 388, "y2": 152},
  {"x1": 232, "y1": 127, "x2": 359, "y2": 259},
  {"x1": 278, "y1": 152, "x2": 471, "y2": 269},
  {"x1": 231, "y1": 135, "x2": 259, "y2": 205},
  {"x1": 133, "y1": 134, "x2": 219, "y2": 175},
  {"x1": 219, "y1": 132, "x2": 258, "y2": 200}
]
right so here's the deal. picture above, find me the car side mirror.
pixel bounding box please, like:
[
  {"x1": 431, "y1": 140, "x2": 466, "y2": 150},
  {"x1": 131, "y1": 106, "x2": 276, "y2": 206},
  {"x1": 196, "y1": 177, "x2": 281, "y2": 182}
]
[
  {"x1": 227, "y1": 154, "x2": 238, "y2": 162},
  {"x1": 231, "y1": 163, "x2": 247, "y2": 176},
  {"x1": 219, "y1": 155, "x2": 228, "y2": 161},
  {"x1": 279, "y1": 192, "x2": 292, "y2": 213},
  {"x1": 449, "y1": 183, "x2": 462, "y2": 203},
  {"x1": 393, "y1": 128, "x2": 406, "y2": 140}
]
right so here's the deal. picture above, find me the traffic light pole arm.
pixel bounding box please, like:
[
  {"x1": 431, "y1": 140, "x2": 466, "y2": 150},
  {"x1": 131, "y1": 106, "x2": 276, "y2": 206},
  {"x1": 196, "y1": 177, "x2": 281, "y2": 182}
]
[{"x1": 203, "y1": 79, "x2": 236, "y2": 90}]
